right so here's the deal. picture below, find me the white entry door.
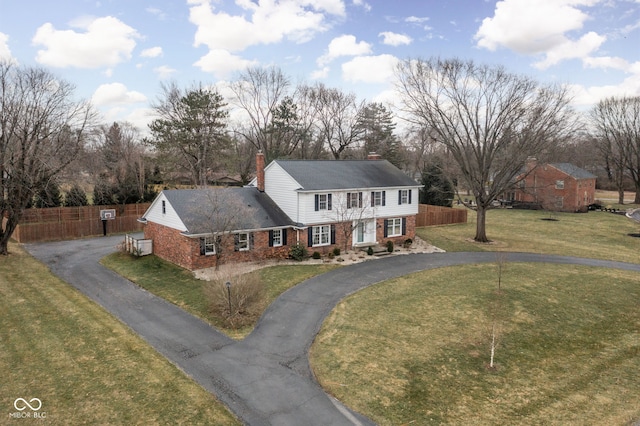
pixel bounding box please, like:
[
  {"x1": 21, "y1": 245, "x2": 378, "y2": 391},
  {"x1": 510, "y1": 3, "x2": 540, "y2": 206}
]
[{"x1": 353, "y1": 219, "x2": 375, "y2": 246}]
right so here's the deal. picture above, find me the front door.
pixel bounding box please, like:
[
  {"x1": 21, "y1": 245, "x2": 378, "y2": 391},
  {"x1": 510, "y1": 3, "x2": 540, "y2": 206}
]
[{"x1": 353, "y1": 219, "x2": 375, "y2": 246}]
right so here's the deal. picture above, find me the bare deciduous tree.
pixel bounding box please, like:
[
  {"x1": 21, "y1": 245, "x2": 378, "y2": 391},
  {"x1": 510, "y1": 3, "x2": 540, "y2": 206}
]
[
  {"x1": 0, "y1": 62, "x2": 96, "y2": 254},
  {"x1": 590, "y1": 96, "x2": 640, "y2": 204},
  {"x1": 396, "y1": 57, "x2": 577, "y2": 242},
  {"x1": 304, "y1": 82, "x2": 366, "y2": 159}
]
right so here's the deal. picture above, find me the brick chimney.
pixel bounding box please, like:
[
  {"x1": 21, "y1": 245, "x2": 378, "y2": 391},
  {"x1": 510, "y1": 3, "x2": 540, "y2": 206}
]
[
  {"x1": 367, "y1": 152, "x2": 382, "y2": 160},
  {"x1": 256, "y1": 151, "x2": 265, "y2": 192}
]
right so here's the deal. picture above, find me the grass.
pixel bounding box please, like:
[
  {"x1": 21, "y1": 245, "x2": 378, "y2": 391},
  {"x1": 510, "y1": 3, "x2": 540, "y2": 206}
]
[
  {"x1": 417, "y1": 207, "x2": 640, "y2": 263},
  {"x1": 310, "y1": 263, "x2": 640, "y2": 425},
  {"x1": 101, "y1": 252, "x2": 339, "y2": 339},
  {"x1": 0, "y1": 243, "x2": 238, "y2": 425}
]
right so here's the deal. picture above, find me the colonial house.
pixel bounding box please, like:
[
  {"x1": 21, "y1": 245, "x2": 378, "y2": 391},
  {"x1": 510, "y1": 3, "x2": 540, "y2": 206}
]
[
  {"x1": 140, "y1": 153, "x2": 421, "y2": 270},
  {"x1": 507, "y1": 160, "x2": 597, "y2": 213}
]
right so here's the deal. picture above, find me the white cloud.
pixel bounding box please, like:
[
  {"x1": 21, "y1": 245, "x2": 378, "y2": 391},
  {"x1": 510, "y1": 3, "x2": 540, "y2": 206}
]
[
  {"x1": 91, "y1": 82, "x2": 147, "y2": 107},
  {"x1": 352, "y1": 0, "x2": 371, "y2": 12},
  {"x1": 141, "y1": 46, "x2": 163, "y2": 58},
  {"x1": 475, "y1": 0, "x2": 603, "y2": 68},
  {"x1": 193, "y1": 48, "x2": 258, "y2": 79},
  {"x1": 153, "y1": 65, "x2": 177, "y2": 79},
  {"x1": 405, "y1": 16, "x2": 429, "y2": 24},
  {"x1": 379, "y1": 31, "x2": 412, "y2": 46},
  {"x1": 0, "y1": 32, "x2": 16, "y2": 63},
  {"x1": 32, "y1": 16, "x2": 139, "y2": 69},
  {"x1": 311, "y1": 66, "x2": 330, "y2": 79},
  {"x1": 583, "y1": 56, "x2": 630, "y2": 71},
  {"x1": 189, "y1": 0, "x2": 344, "y2": 53},
  {"x1": 317, "y1": 35, "x2": 372, "y2": 66},
  {"x1": 341, "y1": 54, "x2": 399, "y2": 83}
]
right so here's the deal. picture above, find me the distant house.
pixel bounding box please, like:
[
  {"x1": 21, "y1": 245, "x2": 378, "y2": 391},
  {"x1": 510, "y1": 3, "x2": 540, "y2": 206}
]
[
  {"x1": 507, "y1": 160, "x2": 597, "y2": 213},
  {"x1": 140, "y1": 153, "x2": 421, "y2": 270}
]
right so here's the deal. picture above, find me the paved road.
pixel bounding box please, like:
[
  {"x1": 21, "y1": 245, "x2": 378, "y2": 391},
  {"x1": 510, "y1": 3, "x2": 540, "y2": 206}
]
[{"x1": 25, "y1": 237, "x2": 640, "y2": 425}]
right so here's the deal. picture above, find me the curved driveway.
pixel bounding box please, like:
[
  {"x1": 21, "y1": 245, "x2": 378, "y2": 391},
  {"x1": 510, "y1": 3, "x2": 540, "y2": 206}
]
[{"x1": 26, "y1": 237, "x2": 640, "y2": 426}]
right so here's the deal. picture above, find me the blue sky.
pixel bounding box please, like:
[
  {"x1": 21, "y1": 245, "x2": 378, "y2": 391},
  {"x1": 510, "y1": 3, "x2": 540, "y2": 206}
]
[{"x1": 1, "y1": 0, "x2": 639, "y2": 131}]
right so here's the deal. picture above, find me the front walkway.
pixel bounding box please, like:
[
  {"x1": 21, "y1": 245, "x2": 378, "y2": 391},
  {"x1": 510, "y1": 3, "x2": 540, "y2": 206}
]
[{"x1": 26, "y1": 237, "x2": 640, "y2": 425}]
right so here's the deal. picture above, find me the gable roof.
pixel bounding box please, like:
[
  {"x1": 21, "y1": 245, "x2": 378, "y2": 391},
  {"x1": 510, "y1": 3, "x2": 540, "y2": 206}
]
[
  {"x1": 272, "y1": 159, "x2": 419, "y2": 191},
  {"x1": 160, "y1": 187, "x2": 294, "y2": 235},
  {"x1": 550, "y1": 163, "x2": 597, "y2": 180}
]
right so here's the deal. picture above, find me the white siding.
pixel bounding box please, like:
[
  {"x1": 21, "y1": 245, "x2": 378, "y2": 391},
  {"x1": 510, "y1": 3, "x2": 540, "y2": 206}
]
[
  {"x1": 143, "y1": 193, "x2": 188, "y2": 231},
  {"x1": 263, "y1": 163, "x2": 301, "y2": 223},
  {"x1": 299, "y1": 188, "x2": 419, "y2": 225}
]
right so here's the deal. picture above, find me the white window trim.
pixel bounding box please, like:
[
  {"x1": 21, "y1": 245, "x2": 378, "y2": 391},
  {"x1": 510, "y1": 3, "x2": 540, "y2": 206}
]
[
  {"x1": 272, "y1": 229, "x2": 282, "y2": 247},
  {"x1": 400, "y1": 189, "x2": 409, "y2": 204},
  {"x1": 318, "y1": 194, "x2": 328, "y2": 210},
  {"x1": 555, "y1": 180, "x2": 565, "y2": 190},
  {"x1": 387, "y1": 218, "x2": 402, "y2": 237},
  {"x1": 203, "y1": 237, "x2": 216, "y2": 255},
  {"x1": 312, "y1": 225, "x2": 331, "y2": 247},
  {"x1": 372, "y1": 191, "x2": 383, "y2": 206},
  {"x1": 237, "y1": 232, "x2": 250, "y2": 251}
]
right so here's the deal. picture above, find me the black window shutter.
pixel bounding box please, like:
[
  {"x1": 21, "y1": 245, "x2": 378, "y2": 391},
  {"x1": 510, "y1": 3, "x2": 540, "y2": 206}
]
[
  {"x1": 308, "y1": 227, "x2": 313, "y2": 247},
  {"x1": 249, "y1": 233, "x2": 254, "y2": 249},
  {"x1": 382, "y1": 190, "x2": 386, "y2": 206},
  {"x1": 402, "y1": 218, "x2": 407, "y2": 235},
  {"x1": 282, "y1": 228, "x2": 288, "y2": 246},
  {"x1": 347, "y1": 193, "x2": 351, "y2": 208},
  {"x1": 358, "y1": 192, "x2": 363, "y2": 208},
  {"x1": 268, "y1": 230, "x2": 274, "y2": 247},
  {"x1": 408, "y1": 190, "x2": 412, "y2": 204},
  {"x1": 383, "y1": 219, "x2": 388, "y2": 237},
  {"x1": 315, "y1": 194, "x2": 319, "y2": 211},
  {"x1": 199, "y1": 238, "x2": 205, "y2": 256},
  {"x1": 398, "y1": 190, "x2": 402, "y2": 205},
  {"x1": 371, "y1": 192, "x2": 375, "y2": 207},
  {"x1": 234, "y1": 234, "x2": 239, "y2": 251},
  {"x1": 331, "y1": 224, "x2": 336, "y2": 245},
  {"x1": 328, "y1": 194, "x2": 332, "y2": 210}
]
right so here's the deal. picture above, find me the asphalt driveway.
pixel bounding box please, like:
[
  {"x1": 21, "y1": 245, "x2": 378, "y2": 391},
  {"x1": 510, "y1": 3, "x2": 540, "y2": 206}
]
[{"x1": 25, "y1": 236, "x2": 640, "y2": 425}]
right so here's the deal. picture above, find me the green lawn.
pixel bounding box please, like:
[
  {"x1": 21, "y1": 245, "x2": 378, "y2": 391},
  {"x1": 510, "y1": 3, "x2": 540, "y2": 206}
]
[
  {"x1": 0, "y1": 243, "x2": 238, "y2": 425},
  {"x1": 311, "y1": 263, "x2": 640, "y2": 425},
  {"x1": 418, "y1": 207, "x2": 640, "y2": 263}
]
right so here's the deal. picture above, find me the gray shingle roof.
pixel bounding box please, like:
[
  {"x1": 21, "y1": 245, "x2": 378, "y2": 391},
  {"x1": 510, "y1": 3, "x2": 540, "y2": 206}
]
[
  {"x1": 163, "y1": 187, "x2": 294, "y2": 235},
  {"x1": 274, "y1": 159, "x2": 419, "y2": 190},
  {"x1": 550, "y1": 163, "x2": 597, "y2": 180}
]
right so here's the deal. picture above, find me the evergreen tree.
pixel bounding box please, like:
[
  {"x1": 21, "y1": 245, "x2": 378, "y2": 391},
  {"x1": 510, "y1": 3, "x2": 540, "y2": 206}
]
[
  {"x1": 420, "y1": 162, "x2": 455, "y2": 207},
  {"x1": 64, "y1": 184, "x2": 89, "y2": 207},
  {"x1": 33, "y1": 182, "x2": 63, "y2": 208},
  {"x1": 356, "y1": 102, "x2": 402, "y2": 167}
]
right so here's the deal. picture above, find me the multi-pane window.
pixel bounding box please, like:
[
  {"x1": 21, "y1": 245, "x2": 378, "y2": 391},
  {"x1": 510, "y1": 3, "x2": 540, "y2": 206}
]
[
  {"x1": 387, "y1": 218, "x2": 402, "y2": 237},
  {"x1": 272, "y1": 229, "x2": 282, "y2": 247},
  {"x1": 201, "y1": 237, "x2": 216, "y2": 255},
  {"x1": 399, "y1": 189, "x2": 410, "y2": 204},
  {"x1": 237, "y1": 233, "x2": 250, "y2": 251},
  {"x1": 318, "y1": 194, "x2": 329, "y2": 210},
  {"x1": 555, "y1": 180, "x2": 565, "y2": 189},
  {"x1": 347, "y1": 192, "x2": 362, "y2": 209},
  {"x1": 372, "y1": 191, "x2": 384, "y2": 206},
  {"x1": 312, "y1": 225, "x2": 331, "y2": 246}
]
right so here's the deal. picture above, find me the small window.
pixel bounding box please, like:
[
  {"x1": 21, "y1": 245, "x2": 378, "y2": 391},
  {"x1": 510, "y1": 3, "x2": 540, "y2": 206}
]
[
  {"x1": 201, "y1": 237, "x2": 216, "y2": 255},
  {"x1": 312, "y1": 225, "x2": 331, "y2": 246},
  {"x1": 387, "y1": 218, "x2": 402, "y2": 237},
  {"x1": 236, "y1": 233, "x2": 250, "y2": 251},
  {"x1": 347, "y1": 192, "x2": 362, "y2": 209},
  {"x1": 272, "y1": 229, "x2": 282, "y2": 247},
  {"x1": 372, "y1": 191, "x2": 385, "y2": 207},
  {"x1": 315, "y1": 194, "x2": 332, "y2": 211},
  {"x1": 161, "y1": 200, "x2": 166, "y2": 214},
  {"x1": 555, "y1": 180, "x2": 565, "y2": 189},
  {"x1": 399, "y1": 189, "x2": 410, "y2": 204}
]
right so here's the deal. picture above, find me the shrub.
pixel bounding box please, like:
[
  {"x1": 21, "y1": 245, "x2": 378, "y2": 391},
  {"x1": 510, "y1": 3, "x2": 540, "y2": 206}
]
[
  {"x1": 333, "y1": 247, "x2": 341, "y2": 256},
  {"x1": 403, "y1": 238, "x2": 413, "y2": 249},
  {"x1": 312, "y1": 251, "x2": 321, "y2": 259},
  {"x1": 386, "y1": 240, "x2": 394, "y2": 253},
  {"x1": 327, "y1": 252, "x2": 335, "y2": 259},
  {"x1": 64, "y1": 184, "x2": 89, "y2": 207},
  {"x1": 367, "y1": 246, "x2": 374, "y2": 256},
  {"x1": 289, "y1": 243, "x2": 307, "y2": 261},
  {"x1": 203, "y1": 273, "x2": 265, "y2": 329}
]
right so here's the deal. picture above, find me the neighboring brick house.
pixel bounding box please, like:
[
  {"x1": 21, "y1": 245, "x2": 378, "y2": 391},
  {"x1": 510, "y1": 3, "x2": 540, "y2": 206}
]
[
  {"x1": 507, "y1": 160, "x2": 597, "y2": 213},
  {"x1": 140, "y1": 153, "x2": 421, "y2": 270}
]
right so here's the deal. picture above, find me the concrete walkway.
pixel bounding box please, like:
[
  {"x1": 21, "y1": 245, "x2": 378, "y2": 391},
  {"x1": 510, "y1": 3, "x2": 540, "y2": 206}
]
[{"x1": 25, "y1": 237, "x2": 640, "y2": 425}]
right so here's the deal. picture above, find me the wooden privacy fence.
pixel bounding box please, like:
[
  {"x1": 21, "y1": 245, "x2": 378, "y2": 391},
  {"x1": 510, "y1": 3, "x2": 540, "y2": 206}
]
[
  {"x1": 416, "y1": 204, "x2": 468, "y2": 227},
  {"x1": 11, "y1": 203, "x2": 151, "y2": 243}
]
